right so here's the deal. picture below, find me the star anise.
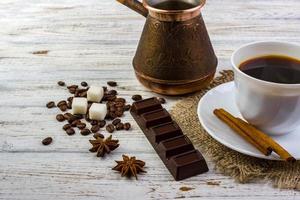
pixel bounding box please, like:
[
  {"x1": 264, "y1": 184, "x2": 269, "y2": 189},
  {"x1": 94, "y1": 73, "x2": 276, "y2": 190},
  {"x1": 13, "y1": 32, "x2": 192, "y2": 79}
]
[
  {"x1": 112, "y1": 155, "x2": 146, "y2": 179},
  {"x1": 89, "y1": 135, "x2": 119, "y2": 157}
]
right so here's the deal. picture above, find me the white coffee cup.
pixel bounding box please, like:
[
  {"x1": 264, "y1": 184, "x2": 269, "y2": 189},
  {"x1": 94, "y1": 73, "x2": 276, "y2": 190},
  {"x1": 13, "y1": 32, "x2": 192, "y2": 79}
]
[{"x1": 231, "y1": 41, "x2": 300, "y2": 135}]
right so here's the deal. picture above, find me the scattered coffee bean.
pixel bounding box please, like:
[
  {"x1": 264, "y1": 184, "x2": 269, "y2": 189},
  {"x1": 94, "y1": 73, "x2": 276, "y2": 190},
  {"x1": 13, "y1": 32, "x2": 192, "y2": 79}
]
[
  {"x1": 91, "y1": 125, "x2": 100, "y2": 133},
  {"x1": 116, "y1": 122, "x2": 124, "y2": 130},
  {"x1": 77, "y1": 122, "x2": 86, "y2": 129},
  {"x1": 69, "y1": 87, "x2": 76, "y2": 94},
  {"x1": 46, "y1": 101, "x2": 55, "y2": 108},
  {"x1": 124, "y1": 104, "x2": 131, "y2": 111},
  {"x1": 63, "y1": 113, "x2": 72, "y2": 120},
  {"x1": 63, "y1": 124, "x2": 72, "y2": 131},
  {"x1": 59, "y1": 104, "x2": 68, "y2": 112},
  {"x1": 157, "y1": 97, "x2": 166, "y2": 104},
  {"x1": 57, "y1": 100, "x2": 67, "y2": 107},
  {"x1": 80, "y1": 91, "x2": 87, "y2": 97},
  {"x1": 90, "y1": 120, "x2": 99, "y2": 126},
  {"x1": 132, "y1": 94, "x2": 142, "y2": 101},
  {"x1": 67, "y1": 85, "x2": 78, "y2": 89},
  {"x1": 67, "y1": 96, "x2": 73, "y2": 102},
  {"x1": 81, "y1": 81, "x2": 88, "y2": 87},
  {"x1": 112, "y1": 118, "x2": 121, "y2": 126},
  {"x1": 115, "y1": 98, "x2": 126, "y2": 103},
  {"x1": 107, "y1": 90, "x2": 117, "y2": 95},
  {"x1": 57, "y1": 81, "x2": 65, "y2": 86},
  {"x1": 115, "y1": 110, "x2": 123, "y2": 117},
  {"x1": 80, "y1": 128, "x2": 91, "y2": 136},
  {"x1": 124, "y1": 122, "x2": 131, "y2": 130},
  {"x1": 66, "y1": 128, "x2": 75, "y2": 135},
  {"x1": 68, "y1": 115, "x2": 78, "y2": 124},
  {"x1": 67, "y1": 102, "x2": 72, "y2": 109},
  {"x1": 93, "y1": 133, "x2": 104, "y2": 139},
  {"x1": 42, "y1": 137, "x2": 53, "y2": 145},
  {"x1": 107, "y1": 81, "x2": 117, "y2": 87},
  {"x1": 71, "y1": 120, "x2": 80, "y2": 127},
  {"x1": 99, "y1": 120, "x2": 106, "y2": 128},
  {"x1": 106, "y1": 124, "x2": 115, "y2": 133},
  {"x1": 74, "y1": 114, "x2": 84, "y2": 120},
  {"x1": 56, "y1": 114, "x2": 65, "y2": 122}
]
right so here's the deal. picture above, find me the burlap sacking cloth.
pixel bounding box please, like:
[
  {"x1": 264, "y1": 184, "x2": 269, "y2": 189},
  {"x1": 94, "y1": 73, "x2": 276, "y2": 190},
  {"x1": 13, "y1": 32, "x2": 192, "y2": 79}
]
[{"x1": 171, "y1": 70, "x2": 300, "y2": 190}]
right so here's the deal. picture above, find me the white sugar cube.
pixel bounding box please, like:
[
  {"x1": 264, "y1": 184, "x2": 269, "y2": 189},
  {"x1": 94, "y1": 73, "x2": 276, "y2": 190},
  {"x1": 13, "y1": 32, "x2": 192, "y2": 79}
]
[
  {"x1": 72, "y1": 97, "x2": 88, "y2": 115},
  {"x1": 89, "y1": 103, "x2": 107, "y2": 120},
  {"x1": 87, "y1": 86, "x2": 104, "y2": 102}
]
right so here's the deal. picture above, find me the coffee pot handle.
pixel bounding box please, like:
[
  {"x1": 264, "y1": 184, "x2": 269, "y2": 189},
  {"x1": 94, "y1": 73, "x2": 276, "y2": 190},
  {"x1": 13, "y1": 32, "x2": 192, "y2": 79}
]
[{"x1": 116, "y1": 0, "x2": 148, "y2": 17}]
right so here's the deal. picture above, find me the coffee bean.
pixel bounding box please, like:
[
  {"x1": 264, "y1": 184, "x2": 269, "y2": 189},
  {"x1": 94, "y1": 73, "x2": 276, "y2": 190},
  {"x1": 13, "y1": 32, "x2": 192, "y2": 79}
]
[
  {"x1": 63, "y1": 113, "x2": 73, "y2": 120},
  {"x1": 107, "y1": 81, "x2": 117, "y2": 87},
  {"x1": 57, "y1": 81, "x2": 65, "y2": 86},
  {"x1": 115, "y1": 98, "x2": 126, "y2": 103},
  {"x1": 63, "y1": 124, "x2": 72, "y2": 131},
  {"x1": 124, "y1": 122, "x2": 131, "y2": 130},
  {"x1": 112, "y1": 118, "x2": 121, "y2": 126},
  {"x1": 116, "y1": 123, "x2": 124, "y2": 130},
  {"x1": 57, "y1": 100, "x2": 67, "y2": 107},
  {"x1": 69, "y1": 87, "x2": 76, "y2": 94},
  {"x1": 66, "y1": 128, "x2": 75, "y2": 135},
  {"x1": 132, "y1": 95, "x2": 142, "y2": 101},
  {"x1": 108, "y1": 112, "x2": 117, "y2": 119},
  {"x1": 106, "y1": 124, "x2": 115, "y2": 133},
  {"x1": 77, "y1": 123, "x2": 86, "y2": 129},
  {"x1": 81, "y1": 81, "x2": 88, "y2": 87},
  {"x1": 157, "y1": 97, "x2": 166, "y2": 104},
  {"x1": 67, "y1": 102, "x2": 72, "y2": 109},
  {"x1": 74, "y1": 114, "x2": 84, "y2": 120},
  {"x1": 91, "y1": 125, "x2": 100, "y2": 133},
  {"x1": 108, "y1": 90, "x2": 117, "y2": 95},
  {"x1": 103, "y1": 94, "x2": 116, "y2": 101},
  {"x1": 115, "y1": 110, "x2": 123, "y2": 117},
  {"x1": 67, "y1": 85, "x2": 78, "y2": 89},
  {"x1": 93, "y1": 133, "x2": 104, "y2": 139},
  {"x1": 42, "y1": 137, "x2": 52, "y2": 145},
  {"x1": 116, "y1": 107, "x2": 124, "y2": 112},
  {"x1": 42, "y1": 137, "x2": 53, "y2": 145},
  {"x1": 46, "y1": 101, "x2": 55, "y2": 108},
  {"x1": 79, "y1": 91, "x2": 87, "y2": 97},
  {"x1": 67, "y1": 97, "x2": 73, "y2": 102},
  {"x1": 103, "y1": 86, "x2": 107, "y2": 92},
  {"x1": 71, "y1": 120, "x2": 80, "y2": 127},
  {"x1": 124, "y1": 104, "x2": 131, "y2": 111},
  {"x1": 68, "y1": 115, "x2": 78, "y2": 124},
  {"x1": 56, "y1": 114, "x2": 65, "y2": 122},
  {"x1": 99, "y1": 120, "x2": 106, "y2": 128},
  {"x1": 59, "y1": 105, "x2": 68, "y2": 112},
  {"x1": 80, "y1": 128, "x2": 91, "y2": 136},
  {"x1": 109, "y1": 106, "x2": 116, "y2": 112},
  {"x1": 90, "y1": 120, "x2": 99, "y2": 126}
]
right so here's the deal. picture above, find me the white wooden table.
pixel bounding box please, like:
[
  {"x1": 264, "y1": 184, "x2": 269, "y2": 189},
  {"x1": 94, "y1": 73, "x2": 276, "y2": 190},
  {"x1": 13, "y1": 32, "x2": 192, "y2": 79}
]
[{"x1": 1, "y1": 0, "x2": 300, "y2": 199}]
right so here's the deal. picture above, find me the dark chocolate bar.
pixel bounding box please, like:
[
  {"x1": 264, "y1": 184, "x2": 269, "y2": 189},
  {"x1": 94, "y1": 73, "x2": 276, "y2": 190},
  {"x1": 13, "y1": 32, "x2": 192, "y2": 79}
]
[{"x1": 130, "y1": 97, "x2": 208, "y2": 181}]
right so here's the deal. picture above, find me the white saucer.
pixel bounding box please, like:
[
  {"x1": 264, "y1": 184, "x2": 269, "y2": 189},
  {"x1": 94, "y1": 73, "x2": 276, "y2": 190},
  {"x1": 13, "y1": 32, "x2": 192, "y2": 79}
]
[{"x1": 197, "y1": 81, "x2": 300, "y2": 160}]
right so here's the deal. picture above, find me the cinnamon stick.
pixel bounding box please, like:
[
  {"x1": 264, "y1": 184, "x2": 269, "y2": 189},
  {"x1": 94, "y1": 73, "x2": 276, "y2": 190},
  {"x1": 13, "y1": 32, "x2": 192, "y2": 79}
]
[
  {"x1": 214, "y1": 108, "x2": 296, "y2": 162},
  {"x1": 236, "y1": 118, "x2": 296, "y2": 163},
  {"x1": 217, "y1": 109, "x2": 273, "y2": 155},
  {"x1": 213, "y1": 109, "x2": 271, "y2": 156}
]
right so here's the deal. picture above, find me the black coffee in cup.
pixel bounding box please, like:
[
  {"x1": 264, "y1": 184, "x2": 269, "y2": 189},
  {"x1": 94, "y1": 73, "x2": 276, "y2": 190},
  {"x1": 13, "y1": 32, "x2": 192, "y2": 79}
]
[{"x1": 239, "y1": 55, "x2": 300, "y2": 84}]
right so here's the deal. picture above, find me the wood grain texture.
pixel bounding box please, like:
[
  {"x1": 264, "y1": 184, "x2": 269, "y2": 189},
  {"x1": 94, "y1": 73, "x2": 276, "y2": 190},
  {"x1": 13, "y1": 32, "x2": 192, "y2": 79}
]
[{"x1": 0, "y1": 0, "x2": 300, "y2": 199}]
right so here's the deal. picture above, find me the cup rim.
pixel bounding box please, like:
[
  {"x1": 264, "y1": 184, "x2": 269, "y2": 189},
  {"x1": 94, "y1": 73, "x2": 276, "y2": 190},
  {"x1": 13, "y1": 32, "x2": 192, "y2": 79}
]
[
  {"x1": 231, "y1": 41, "x2": 300, "y2": 88},
  {"x1": 143, "y1": 0, "x2": 206, "y2": 14}
]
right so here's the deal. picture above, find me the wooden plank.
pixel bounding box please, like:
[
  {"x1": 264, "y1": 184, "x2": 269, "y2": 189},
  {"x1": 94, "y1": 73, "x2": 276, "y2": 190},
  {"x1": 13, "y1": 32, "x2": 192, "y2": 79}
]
[{"x1": 0, "y1": 0, "x2": 300, "y2": 199}]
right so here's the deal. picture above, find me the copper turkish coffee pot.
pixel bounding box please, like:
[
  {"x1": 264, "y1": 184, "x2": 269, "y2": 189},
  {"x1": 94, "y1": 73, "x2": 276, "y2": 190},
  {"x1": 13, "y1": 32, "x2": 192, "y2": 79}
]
[{"x1": 117, "y1": 0, "x2": 218, "y2": 95}]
